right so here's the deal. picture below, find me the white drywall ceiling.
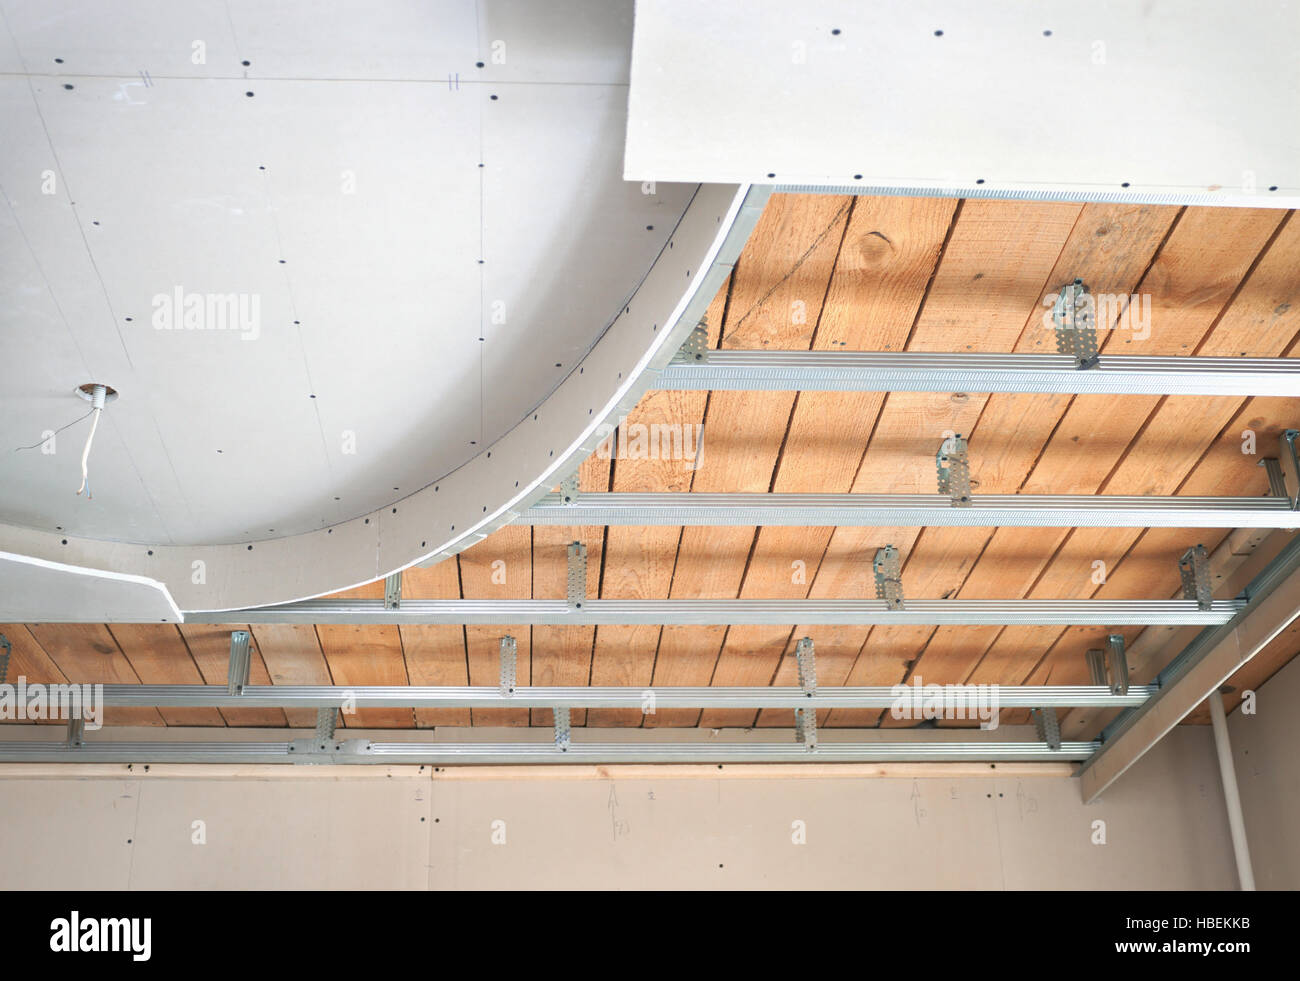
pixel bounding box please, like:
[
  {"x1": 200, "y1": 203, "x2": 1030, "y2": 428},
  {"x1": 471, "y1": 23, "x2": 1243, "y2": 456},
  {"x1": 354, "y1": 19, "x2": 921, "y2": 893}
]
[
  {"x1": 0, "y1": 551, "x2": 179, "y2": 622},
  {"x1": 625, "y1": 0, "x2": 1300, "y2": 207},
  {"x1": 0, "y1": 0, "x2": 692, "y2": 546}
]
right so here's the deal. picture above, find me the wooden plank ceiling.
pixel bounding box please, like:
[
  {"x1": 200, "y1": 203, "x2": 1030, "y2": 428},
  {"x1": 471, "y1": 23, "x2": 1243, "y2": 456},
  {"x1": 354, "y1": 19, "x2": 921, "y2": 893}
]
[{"x1": 6, "y1": 194, "x2": 1299, "y2": 734}]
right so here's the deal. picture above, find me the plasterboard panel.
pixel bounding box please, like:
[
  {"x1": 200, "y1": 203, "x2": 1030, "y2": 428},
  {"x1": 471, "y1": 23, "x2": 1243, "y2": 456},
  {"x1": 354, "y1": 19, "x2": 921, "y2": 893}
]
[
  {"x1": 0, "y1": 551, "x2": 180, "y2": 622},
  {"x1": 0, "y1": 0, "x2": 690, "y2": 548},
  {"x1": 0, "y1": 0, "x2": 475, "y2": 79},
  {"x1": 625, "y1": 0, "x2": 1300, "y2": 206},
  {"x1": 0, "y1": 0, "x2": 631, "y2": 84},
  {"x1": 475, "y1": 0, "x2": 635, "y2": 84},
  {"x1": 0, "y1": 729, "x2": 1233, "y2": 890},
  {"x1": 479, "y1": 83, "x2": 693, "y2": 440}
]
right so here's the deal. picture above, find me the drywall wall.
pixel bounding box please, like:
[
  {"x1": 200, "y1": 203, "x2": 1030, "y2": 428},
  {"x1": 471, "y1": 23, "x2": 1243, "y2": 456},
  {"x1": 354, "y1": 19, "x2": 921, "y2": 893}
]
[
  {"x1": 0, "y1": 727, "x2": 1233, "y2": 889},
  {"x1": 1228, "y1": 653, "x2": 1300, "y2": 889}
]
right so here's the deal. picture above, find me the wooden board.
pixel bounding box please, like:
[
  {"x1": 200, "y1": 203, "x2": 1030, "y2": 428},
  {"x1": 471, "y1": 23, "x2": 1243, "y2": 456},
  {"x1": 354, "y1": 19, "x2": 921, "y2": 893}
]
[{"x1": 0, "y1": 624, "x2": 69, "y2": 727}]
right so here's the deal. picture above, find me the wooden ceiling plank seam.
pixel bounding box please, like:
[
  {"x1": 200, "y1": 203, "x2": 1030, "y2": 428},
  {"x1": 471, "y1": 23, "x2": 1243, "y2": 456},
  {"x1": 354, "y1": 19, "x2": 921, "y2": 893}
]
[
  {"x1": 457, "y1": 558, "x2": 470, "y2": 722},
  {"x1": 312, "y1": 579, "x2": 413, "y2": 729},
  {"x1": 311, "y1": 626, "x2": 338, "y2": 687},
  {"x1": 393, "y1": 581, "x2": 414, "y2": 721},
  {"x1": 584, "y1": 487, "x2": 614, "y2": 694},
  {"x1": 894, "y1": 198, "x2": 966, "y2": 353},
  {"x1": 250, "y1": 624, "x2": 333, "y2": 729},
  {"x1": 1184, "y1": 211, "x2": 1293, "y2": 360}
]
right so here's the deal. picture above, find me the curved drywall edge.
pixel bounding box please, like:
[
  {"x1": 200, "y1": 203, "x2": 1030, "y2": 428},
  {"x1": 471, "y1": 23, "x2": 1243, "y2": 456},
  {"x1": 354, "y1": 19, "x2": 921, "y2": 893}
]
[
  {"x1": 0, "y1": 183, "x2": 760, "y2": 615},
  {"x1": 0, "y1": 550, "x2": 182, "y2": 623}
]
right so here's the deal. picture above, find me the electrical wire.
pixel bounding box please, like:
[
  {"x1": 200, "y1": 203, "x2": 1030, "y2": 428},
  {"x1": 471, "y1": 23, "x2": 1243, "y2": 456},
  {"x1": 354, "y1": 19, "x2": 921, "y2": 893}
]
[
  {"x1": 10, "y1": 408, "x2": 94, "y2": 452},
  {"x1": 76, "y1": 404, "x2": 102, "y2": 497}
]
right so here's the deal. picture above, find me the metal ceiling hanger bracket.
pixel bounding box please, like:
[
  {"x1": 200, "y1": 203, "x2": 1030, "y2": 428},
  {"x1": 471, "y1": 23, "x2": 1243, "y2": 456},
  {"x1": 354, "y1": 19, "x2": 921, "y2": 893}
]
[
  {"x1": 1051, "y1": 279, "x2": 1100, "y2": 369},
  {"x1": 936, "y1": 435, "x2": 972, "y2": 506},
  {"x1": 873, "y1": 546, "x2": 905, "y2": 610}
]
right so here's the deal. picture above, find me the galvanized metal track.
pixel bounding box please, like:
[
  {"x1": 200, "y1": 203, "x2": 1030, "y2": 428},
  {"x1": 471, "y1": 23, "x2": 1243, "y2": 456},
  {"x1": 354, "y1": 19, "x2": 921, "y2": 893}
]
[
  {"x1": 655, "y1": 351, "x2": 1300, "y2": 396},
  {"x1": 176, "y1": 598, "x2": 1244, "y2": 627},
  {"x1": 522, "y1": 492, "x2": 1300, "y2": 528},
  {"x1": 0, "y1": 739, "x2": 1101, "y2": 765},
  {"x1": 89, "y1": 683, "x2": 1154, "y2": 709}
]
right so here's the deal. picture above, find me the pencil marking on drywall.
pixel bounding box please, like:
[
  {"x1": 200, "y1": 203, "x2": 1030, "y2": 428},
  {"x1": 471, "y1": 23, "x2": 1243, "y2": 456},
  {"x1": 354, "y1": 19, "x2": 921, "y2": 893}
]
[
  {"x1": 1016, "y1": 781, "x2": 1037, "y2": 822},
  {"x1": 607, "y1": 782, "x2": 630, "y2": 841}
]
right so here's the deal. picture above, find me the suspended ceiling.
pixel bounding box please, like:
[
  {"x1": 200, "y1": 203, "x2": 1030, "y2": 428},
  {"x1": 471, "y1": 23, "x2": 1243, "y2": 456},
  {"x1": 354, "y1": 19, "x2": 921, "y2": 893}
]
[{"x1": 2, "y1": 3, "x2": 1298, "y2": 741}]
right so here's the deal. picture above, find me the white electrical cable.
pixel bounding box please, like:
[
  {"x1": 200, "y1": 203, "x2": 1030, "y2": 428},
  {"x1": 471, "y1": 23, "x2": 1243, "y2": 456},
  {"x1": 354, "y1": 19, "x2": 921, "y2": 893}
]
[{"x1": 76, "y1": 384, "x2": 106, "y2": 497}]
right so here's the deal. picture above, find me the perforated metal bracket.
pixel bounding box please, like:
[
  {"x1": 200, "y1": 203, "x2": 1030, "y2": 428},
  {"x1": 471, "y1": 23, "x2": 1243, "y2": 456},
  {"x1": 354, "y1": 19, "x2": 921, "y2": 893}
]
[
  {"x1": 384, "y1": 571, "x2": 402, "y2": 610},
  {"x1": 1031, "y1": 707, "x2": 1061, "y2": 751},
  {"x1": 1052, "y1": 278, "x2": 1099, "y2": 369},
  {"x1": 315, "y1": 707, "x2": 337, "y2": 741},
  {"x1": 873, "y1": 545, "x2": 904, "y2": 610},
  {"x1": 1087, "y1": 634, "x2": 1130, "y2": 696},
  {"x1": 795, "y1": 636, "x2": 817, "y2": 694},
  {"x1": 793, "y1": 635, "x2": 817, "y2": 748},
  {"x1": 288, "y1": 738, "x2": 375, "y2": 764},
  {"x1": 560, "y1": 472, "x2": 579, "y2": 505},
  {"x1": 553, "y1": 707, "x2": 571, "y2": 751},
  {"x1": 793, "y1": 634, "x2": 817, "y2": 746},
  {"x1": 566, "y1": 541, "x2": 587, "y2": 607},
  {"x1": 794, "y1": 705, "x2": 818, "y2": 749},
  {"x1": 66, "y1": 717, "x2": 85, "y2": 749},
  {"x1": 227, "y1": 630, "x2": 251, "y2": 695},
  {"x1": 0, "y1": 633, "x2": 10, "y2": 686},
  {"x1": 1279, "y1": 430, "x2": 1300, "y2": 511},
  {"x1": 498, "y1": 635, "x2": 517, "y2": 695},
  {"x1": 936, "y1": 435, "x2": 972, "y2": 506},
  {"x1": 671, "y1": 321, "x2": 710, "y2": 364},
  {"x1": 1179, "y1": 545, "x2": 1213, "y2": 611}
]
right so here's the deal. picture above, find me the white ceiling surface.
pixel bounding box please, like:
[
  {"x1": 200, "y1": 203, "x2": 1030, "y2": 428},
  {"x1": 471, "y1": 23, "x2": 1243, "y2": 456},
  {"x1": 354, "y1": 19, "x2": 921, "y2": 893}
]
[
  {"x1": 0, "y1": 0, "x2": 692, "y2": 546},
  {"x1": 0, "y1": 551, "x2": 180, "y2": 622},
  {"x1": 625, "y1": 0, "x2": 1300, "y2": 206}
]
